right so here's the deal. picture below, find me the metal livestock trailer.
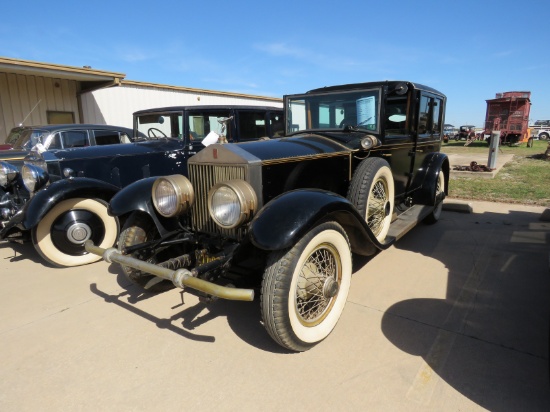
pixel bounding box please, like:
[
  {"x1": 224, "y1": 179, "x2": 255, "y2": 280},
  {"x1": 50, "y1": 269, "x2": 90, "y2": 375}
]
[{"x1": 483, "y1": 91, "x2": 531, "y2": 146}]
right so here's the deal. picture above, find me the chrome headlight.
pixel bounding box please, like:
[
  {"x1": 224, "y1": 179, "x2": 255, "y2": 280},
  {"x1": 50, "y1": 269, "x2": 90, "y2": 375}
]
[
  {"x1": 208, "y1": 180, "x2": 257, "y2": 229},
  {"x1": 152, "y1": 175, "x2": 194, "y2": 218},
  {"x1": 360, "y1": 135, "x2": 381, "y2": 150},
  {"x1": 21, "y1": 164, "x2": 49, "y2": 193},
  {"x1": 0, "y1": 161, "x2": 19, "y2": 188}
]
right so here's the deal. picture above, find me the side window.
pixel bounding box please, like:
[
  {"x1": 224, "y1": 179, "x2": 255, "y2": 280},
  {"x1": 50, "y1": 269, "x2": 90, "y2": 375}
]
[
  {"x1": 385, "y1": 97, "x2": 408, "y2": 135},
  {"x1": 270, "y1": 112, "x2": 284, "y2": 137},
  {"x1": 418, "y1": 95, "x2": 431, "y2": 134},
  {"x1": 188, "y1": 112, "x2": 231, "y2": 141},
  {"x1": 432, "y1": 98, "x2": 442, "y2": 133},
  {"x1": 238, "y1": 112, "x2": 267, "y2": 140},
  {"x1": 94, "y1": 130, "x2": 122, "y2": 145},
  {"x1": 44, "y1": 133, "x2": 62, "y2": 150},
  {"x1": 419, "y1": 95, "x2": 443, "y2": 135},
  {"x1": 60, "y1": 130, "x2": 89, "y2": 148}
]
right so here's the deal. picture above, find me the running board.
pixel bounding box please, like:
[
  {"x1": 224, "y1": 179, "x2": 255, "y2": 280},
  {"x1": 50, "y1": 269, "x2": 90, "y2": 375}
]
[{"x1": 385, "y1": 205, "x2": 432, "y2": 242}]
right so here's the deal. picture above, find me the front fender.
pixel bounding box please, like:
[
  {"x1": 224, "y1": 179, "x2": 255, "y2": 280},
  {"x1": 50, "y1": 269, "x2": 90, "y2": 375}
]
[
  {"x1": 249, "y1": 189, "x2": 389, "y2": 256},
  {"x1": 21, "y1": 177, "x2": 120, "y2": 230},
  {"x1": 109, "y1": 177, "x2": 181, "y2": 236},
  {"x1": 109, "y1": 177, "x2": 157, "y2": 217}
]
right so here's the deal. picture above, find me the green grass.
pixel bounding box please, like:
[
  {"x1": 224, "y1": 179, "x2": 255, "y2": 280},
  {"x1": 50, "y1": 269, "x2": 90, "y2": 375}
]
[{"x1": 442, "y1": 139, "x2": 550, "y2": 207}]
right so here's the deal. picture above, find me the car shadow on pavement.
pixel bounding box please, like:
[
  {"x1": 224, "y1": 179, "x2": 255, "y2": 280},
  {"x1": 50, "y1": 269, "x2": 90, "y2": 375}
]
[
  {"x1": 379, "y1": 209, "x2": 550, "y2": 410},
  {"x1": 91, "y1": 264, "x2": 288, "y2": 353},
  {"x1": 90, "y1": 282, "x2": 217, "y2": 343},
  {"x1": 0, "y1": 240, "x2": 50, "y2": 266}
]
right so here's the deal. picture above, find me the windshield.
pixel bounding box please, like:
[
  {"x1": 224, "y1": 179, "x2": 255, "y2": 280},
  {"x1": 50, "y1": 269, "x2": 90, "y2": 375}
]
[
  {"x1": 135, "y1": 110, "x2": 234, "y2": 143},
  {"x1": 286, "y1": 88, "x2": 381, "y2": 134},
  {"x1": 136, "y1": 112, "x2": 184, "y2": 139},
  {"x1": 6, "y1": 128, "x2": 50, "y2": 149}
]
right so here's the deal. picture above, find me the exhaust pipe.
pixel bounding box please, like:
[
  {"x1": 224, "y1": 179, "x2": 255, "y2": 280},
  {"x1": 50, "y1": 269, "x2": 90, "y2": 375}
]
[{"x1": 85, "y1": 240, "x2": 254, "y2": 302}]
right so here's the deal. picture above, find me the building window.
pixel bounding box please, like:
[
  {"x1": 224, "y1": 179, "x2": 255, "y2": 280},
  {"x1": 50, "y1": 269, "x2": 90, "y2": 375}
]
[{"x1": 47, "y1": 111, "x2": 75, "y2": 124}]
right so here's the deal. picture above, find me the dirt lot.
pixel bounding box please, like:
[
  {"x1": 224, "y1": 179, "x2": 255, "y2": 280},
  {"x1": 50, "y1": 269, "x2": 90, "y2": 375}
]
[{"x1": 1, "y1": 200, "x2": 549, "y2": 411}]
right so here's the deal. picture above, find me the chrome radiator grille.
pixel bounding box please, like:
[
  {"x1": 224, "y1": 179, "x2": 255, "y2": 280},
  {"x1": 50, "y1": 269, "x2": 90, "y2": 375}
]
[{"x1": 189, "y1": 164, "x2": 247, "y2": 237}]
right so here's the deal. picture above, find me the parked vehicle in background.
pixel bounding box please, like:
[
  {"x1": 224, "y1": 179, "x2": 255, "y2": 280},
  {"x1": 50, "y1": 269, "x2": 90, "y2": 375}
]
[
  {"x1": 483, "y1": 91, "x2": 531, "y2": 146},
  {"x1": 0, "y1": 106, "x2": 283, "y2": 267},
  {"x1": 443, "y1": 124, "x2": 456, "y2": 143},
  {"x1": 455, "y1": 125, "x2": 476, "y2": 140},
  {"x1": 0, "y1": 124, "x2": 141, "y2": 166},
  {"x1": 529, "y1": 121, "x2": 550, "y2": 141},
  {"x1": 530, "y1": 128, "x2": 549, "y2": 141},
  {"x1": 85, "y1": 80, "x2": 449, "y2": 351}
]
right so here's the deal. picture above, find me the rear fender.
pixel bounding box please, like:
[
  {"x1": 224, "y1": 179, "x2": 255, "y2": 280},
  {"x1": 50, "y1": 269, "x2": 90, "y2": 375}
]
[
  {"x1": 22, "y1": 177, "x2": 119, "y2": 230},
  {"x1": 412, "y1": 153, "x2": 449, "y2": 205},
  {"x1": 249, "y1": 189, "x2": 391, "y2": 256}
]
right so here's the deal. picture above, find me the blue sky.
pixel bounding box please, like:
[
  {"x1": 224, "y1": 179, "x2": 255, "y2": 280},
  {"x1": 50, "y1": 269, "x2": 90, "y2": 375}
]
[{"x1": 1, "y1": 0, "x2": 549, "y2": 127}]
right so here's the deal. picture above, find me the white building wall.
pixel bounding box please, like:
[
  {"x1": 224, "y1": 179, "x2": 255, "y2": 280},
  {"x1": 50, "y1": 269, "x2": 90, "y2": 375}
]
[{"x1": 81, "y1": 83, "x2": 283, "y2": 129}]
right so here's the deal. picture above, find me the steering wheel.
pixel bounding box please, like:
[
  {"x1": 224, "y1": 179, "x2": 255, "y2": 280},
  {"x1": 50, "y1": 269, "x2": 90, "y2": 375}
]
[{"x1": 148, "y1": 127, "x2": 167, "y2": 138}]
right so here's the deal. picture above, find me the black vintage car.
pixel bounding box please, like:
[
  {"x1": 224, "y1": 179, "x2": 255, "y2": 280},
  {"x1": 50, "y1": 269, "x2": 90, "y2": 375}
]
[
  {"x1": 454, "y1": 125, "x2": 476, "y2": 141},
  {"x1": 85, "y1": 81, "x2": 449, "y2": 351},
  {"x1": 0, "y1": 105, "x2": 283, "y2": 267}
]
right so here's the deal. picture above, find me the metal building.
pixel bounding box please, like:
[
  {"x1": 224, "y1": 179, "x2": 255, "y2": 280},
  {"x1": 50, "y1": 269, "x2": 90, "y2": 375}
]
[
  {"x1": 0, "y1": 56, "x2": 282, "y2": 137},
  {"x1": 81, "y1": 80, "x2": 283, "y2": 129}
]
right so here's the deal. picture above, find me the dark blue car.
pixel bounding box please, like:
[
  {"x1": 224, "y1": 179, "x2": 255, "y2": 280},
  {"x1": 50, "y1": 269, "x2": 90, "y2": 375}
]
[{"x1": 0, "y1": 105, "x2": 283, "y2": 267}]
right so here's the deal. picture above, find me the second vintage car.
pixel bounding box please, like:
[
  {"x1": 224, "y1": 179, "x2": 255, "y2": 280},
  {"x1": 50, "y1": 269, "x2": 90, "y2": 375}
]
[
  {"x1": 85, "y1": 80, "x2": 449, "y2": 351},
  {"x1": 0, "y1": 124, "x2": 142, "y2": 160},
  {"x1": 0, "y1": 105, "x2": 283, "y2": 267}
]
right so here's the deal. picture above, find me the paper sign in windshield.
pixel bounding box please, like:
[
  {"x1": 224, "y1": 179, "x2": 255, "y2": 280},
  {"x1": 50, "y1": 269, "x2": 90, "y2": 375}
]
[{"x1": 357, "y1": 96, "x2": 376, "y2": 127}]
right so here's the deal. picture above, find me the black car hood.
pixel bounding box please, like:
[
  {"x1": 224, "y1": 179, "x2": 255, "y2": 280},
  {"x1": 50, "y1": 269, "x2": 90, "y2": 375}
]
[
  {"x1": 206, "y1": 134, "x2": 360, "y2": 163},
  {"x1": 37, "y1": 138, "x2": 186, "y2": 162}
]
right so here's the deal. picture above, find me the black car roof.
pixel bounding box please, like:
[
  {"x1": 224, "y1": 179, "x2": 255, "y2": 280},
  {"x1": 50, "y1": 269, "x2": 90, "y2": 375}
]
[
  {"x1": 13, "y1": 124, "x2": 135, "y2": 133},
  {"x1": 133, "y1": 105, "x2": 283, "y2": 116},
  {"x1": 303, "y1": 80, "x2": 445, "y2": 98}
]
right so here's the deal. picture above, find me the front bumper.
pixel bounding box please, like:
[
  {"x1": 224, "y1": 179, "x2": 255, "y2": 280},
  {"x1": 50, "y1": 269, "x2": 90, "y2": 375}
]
[{"x1": 84, "y1": 240, "x2": 255, "y2": 302}]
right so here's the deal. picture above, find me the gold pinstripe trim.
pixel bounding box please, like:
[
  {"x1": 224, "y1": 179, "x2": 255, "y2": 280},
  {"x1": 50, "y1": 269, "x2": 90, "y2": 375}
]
[
  {"x1": 260, "y1": 139, "x2": 439, "y2": 166},
  {"x1": 262, "y1": 151, "x2": 350, "y2": 166}
]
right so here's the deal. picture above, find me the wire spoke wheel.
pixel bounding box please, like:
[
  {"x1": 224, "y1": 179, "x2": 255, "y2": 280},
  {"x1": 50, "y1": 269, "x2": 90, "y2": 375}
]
[
  {"x1": 118, "y1": 212, "x2": 175, "y2": 293},
  {"x1": 295, "y1": 243, "x2": 341, "y2": 326},
  {"x1": 367, "y1": 179, "x2": 390, "y2": 236},
  {"x1": 261, "y1": 222, "x2": 352, "y2": 352},
  {"x1": 347, "y1": 157, "x2": 394, "y2": 242}
]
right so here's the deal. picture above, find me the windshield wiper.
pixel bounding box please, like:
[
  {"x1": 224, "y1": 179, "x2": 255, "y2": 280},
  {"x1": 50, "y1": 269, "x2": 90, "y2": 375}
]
[
  {"x1": 342, "y1": 117, "x2": 373, "y2": 133},
  {"x1": 342, "y1": 124, "x2": 359, "y2": 132}
]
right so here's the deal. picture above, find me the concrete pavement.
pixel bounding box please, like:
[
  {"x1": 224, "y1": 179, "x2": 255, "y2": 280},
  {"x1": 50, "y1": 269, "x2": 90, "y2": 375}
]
[
  {"x1": 447, "y1": 152, "x2": 515, "y2": 179},
  {"x1": 1, "y1": 200, "x2": 549, "y2": 411}
]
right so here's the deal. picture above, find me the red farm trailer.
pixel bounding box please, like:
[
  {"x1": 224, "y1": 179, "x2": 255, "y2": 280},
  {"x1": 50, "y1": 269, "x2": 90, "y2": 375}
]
[{"x1": 484, "y1": 91, "x2": 531, "y2": 146}]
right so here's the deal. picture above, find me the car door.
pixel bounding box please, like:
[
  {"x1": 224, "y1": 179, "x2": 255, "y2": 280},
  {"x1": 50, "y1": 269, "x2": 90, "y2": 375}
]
[
  {"x1": 409, "y1": 91, "x2": 444, "y2": 190},
  {"x1": 383, "y1": 95, "x2": 414, "y2": 197}
]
